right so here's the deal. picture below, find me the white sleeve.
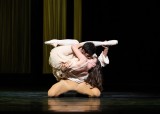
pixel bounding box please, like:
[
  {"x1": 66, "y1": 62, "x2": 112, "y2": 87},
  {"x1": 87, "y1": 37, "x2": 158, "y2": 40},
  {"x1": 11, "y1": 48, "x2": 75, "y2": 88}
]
[{"x1": 98, "y1": 52, "x2": 109, "y2": 67}]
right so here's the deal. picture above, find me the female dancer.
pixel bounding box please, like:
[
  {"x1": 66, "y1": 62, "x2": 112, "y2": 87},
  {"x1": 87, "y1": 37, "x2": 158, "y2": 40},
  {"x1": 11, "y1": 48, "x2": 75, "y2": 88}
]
[{"x1": 45, "y1": 39, "x2": 118, "y2": 97}]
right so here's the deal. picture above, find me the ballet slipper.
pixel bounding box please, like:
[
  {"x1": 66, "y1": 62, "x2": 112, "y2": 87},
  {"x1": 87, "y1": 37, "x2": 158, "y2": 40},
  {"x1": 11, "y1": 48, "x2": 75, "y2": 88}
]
[
  {"x1": 44, "y1": 39, "x2": 58, "y2": 47},
  {"x1": 103, "y1": 40, "x2": 118, "y2": 46}
]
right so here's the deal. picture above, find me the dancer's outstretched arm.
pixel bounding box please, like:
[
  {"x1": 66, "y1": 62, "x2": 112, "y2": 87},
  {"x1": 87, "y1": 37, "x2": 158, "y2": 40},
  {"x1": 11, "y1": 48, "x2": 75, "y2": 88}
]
[{"x1": 98, "y1": 46, "x2": 109, "y2": 67}]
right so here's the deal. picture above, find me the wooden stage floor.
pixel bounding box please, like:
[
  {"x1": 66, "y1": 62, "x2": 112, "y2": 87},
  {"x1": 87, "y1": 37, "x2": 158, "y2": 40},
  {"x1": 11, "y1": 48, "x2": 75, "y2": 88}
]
[{"x1": 0, "y1": 91, "x2": 160, "y2": 114}]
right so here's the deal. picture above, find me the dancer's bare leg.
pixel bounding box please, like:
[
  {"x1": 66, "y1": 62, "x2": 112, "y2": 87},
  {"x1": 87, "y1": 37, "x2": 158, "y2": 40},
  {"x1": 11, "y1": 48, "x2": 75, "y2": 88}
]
[
  {"x1": 75, "y1": 82, "x2": 101, "y2": 97},
  {"x1": 44, "y1": 39, "x2": 79, "y2": 47},
  {"x1": 48, "y1": 80, "x2": 78, "y2": 97}
]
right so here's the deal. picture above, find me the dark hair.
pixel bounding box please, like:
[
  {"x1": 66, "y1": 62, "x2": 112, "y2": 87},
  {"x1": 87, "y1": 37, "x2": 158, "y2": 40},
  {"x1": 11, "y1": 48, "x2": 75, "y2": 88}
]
[
  {"x1": 81, "y1": 42, "x2": 96, "y2": 56},
  {"x1": 85, "y1": 59, "x2": 103, "y2": 91}
]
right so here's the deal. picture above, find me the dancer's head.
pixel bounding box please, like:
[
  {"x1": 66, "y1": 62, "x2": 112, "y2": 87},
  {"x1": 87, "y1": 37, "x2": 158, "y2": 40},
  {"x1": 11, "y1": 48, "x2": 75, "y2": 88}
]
[
  {"x1": 85, "y1": 59, "x2": 103, "y2": 91},
  {"x1": 87, "y1": 57, "x2": 97, "y2": 70},
  {"x1": 81, "y1": 42, "x2": 96, "y2": 59}
]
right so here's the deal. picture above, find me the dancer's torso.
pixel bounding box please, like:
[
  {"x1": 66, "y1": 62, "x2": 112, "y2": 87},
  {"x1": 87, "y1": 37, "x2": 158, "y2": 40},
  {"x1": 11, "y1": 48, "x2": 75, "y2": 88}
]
[{"x1": 49, "y1": 45, "x2": 89, "y2": 76}]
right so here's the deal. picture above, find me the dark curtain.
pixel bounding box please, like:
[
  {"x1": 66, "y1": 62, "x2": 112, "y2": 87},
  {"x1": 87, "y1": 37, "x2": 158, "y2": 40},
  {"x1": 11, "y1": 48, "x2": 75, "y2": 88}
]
[
  {"x1": 0, "y1": 0, "x2": 31, "y2": 73},
  {"x1": 43, "y1": 0, "x2": 82, "y2": 73},
  {"x1": 43, "y1": 0, "x2": 67, "y2": 73}
]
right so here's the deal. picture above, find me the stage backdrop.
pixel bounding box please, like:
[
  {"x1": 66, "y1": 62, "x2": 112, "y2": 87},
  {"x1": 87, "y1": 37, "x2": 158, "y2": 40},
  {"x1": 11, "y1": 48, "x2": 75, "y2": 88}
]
[
  {"x1": 43, "y1": 0, "x2": 82, "y2": 73},
  {"x1": 0, "y1": 0, "x2": 82, "y2": 74},
  {"x1": 0, "y1": 0, "x2": 31, "y2": 73}
]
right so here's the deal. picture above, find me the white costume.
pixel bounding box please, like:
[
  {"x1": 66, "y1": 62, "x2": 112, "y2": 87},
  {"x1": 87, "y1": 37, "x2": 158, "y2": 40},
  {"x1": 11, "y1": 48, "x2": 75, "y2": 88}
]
[
  {"x1": 67, "y1": 52, "x2": 109, "y2": 83},
  {"x1": 45, "y1": 39, "x2": 118, "y2": 82},
  {"x1": 49, "y1": 45, "x2": 90, "y2": 81}
]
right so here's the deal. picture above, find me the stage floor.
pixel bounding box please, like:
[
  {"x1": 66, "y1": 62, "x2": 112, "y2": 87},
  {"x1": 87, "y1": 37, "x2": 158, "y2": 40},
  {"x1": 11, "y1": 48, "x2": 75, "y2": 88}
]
[{"x1": 0, "y1": 91, "x2": 160, "y2": 114}]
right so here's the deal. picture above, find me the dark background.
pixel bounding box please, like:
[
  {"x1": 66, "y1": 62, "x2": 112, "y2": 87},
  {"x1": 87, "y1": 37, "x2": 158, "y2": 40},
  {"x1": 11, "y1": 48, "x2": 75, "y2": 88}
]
[
  {"x1": 1, "y1": 0, "x2": 159, "y2": 93},
  {"x1": 82, "y1": 0, "x2": 160, "y2": 92}
]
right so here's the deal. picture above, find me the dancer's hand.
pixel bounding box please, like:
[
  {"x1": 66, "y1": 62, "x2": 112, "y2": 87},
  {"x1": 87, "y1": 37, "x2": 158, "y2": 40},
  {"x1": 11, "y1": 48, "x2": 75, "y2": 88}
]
[
  {"x1": 102, "y1": 45, "x2": 109, "y2": 57},
  {"x1": 61, "y1": 62, "x2": 70, "y2": 72}
]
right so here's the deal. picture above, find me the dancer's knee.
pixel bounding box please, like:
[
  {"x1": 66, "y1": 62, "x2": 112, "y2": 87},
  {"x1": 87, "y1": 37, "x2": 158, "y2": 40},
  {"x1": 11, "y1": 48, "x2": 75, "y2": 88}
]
[
  {"x1": 47, "y1": 80, "x2": 64, "y2": 97},
  {"x1": 91, "y1": 88, "x2": 101, "y2": 97},
  {"x1": 48, "y1": 86, "x2": 61, "y2": 97},
  {"x1": 48, "y1": 89, "x2": 57, "y2": 97}
]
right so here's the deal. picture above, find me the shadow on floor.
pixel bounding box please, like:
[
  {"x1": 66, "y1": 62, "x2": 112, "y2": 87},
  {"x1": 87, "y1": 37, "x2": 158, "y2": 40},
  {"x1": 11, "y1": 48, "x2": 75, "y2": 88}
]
[{"x1": 0, "y1": 91, "x2": 160, "y2": 114}]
